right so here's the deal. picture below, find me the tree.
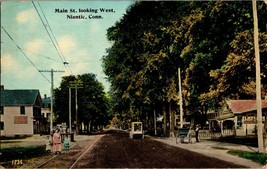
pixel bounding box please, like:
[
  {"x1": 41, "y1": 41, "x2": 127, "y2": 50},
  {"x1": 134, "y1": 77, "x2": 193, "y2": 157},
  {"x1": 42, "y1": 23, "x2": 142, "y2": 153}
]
[
  {"x1": 54, "y1": 73, "x2": 110, "y2": 133},
  {"x1": 103, "y1": 1, "x2": 267, "y2": 134},
  {"x1": 103, "y1": 1, "x2": 194, "y2": 136},
  {"x1": 200, "y1": 30, "x2": 267, "y2": 106}
]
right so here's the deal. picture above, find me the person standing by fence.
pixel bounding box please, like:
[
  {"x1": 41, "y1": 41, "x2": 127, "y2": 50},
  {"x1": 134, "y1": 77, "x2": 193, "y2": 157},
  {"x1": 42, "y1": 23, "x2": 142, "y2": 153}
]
[{"x1": 53, "y1": 128, "x2": 62, "y2": 154}]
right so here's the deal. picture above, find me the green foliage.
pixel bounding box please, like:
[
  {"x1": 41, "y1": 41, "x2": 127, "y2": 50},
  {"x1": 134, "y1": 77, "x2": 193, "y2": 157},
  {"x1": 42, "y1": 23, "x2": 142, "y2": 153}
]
[
  {"x1": 0, "y1": 145, "x2": 46, "y2": 162},
  {"x1": 200, "y1": 30, "x2": 267, "y2": 107},
  {"x1": 103, "y1": 1, "x2": 267, "y2": 127},
  {"x1": 228, "y1": 150, "x2": 267, "y2": 165},
  {"x1": 54, "y1": 73, "x2": 110, "y2": 129}
]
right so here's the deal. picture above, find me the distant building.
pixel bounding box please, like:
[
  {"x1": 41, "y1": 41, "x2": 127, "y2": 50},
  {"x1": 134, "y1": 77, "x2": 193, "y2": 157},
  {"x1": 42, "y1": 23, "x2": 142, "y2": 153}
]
[
  {"x1": 41, "y1": 94, "x2": 52, "y2": 133},
  {"x1": 0, "y1": 87, "x2": 44, "y2": 137}
]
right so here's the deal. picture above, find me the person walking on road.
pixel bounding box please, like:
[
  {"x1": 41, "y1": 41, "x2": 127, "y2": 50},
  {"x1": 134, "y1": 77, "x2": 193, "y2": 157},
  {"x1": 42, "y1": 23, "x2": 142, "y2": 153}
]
[
  {"x1": 195, "y1": 125, "x2": 200, "y2": 142},
  {"x1": 53, "y1": 128, "x2": 62, "y2": 154}
]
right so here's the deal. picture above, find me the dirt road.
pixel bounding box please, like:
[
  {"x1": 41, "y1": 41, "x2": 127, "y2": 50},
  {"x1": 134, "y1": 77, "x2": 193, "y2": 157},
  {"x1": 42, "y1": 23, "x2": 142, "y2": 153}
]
[
  {"x1": 20, "y1": 130, "x2": 245, "y2": 168},
  {"x1": 72, "y1": 131, "x2": 244, "y2": 168}
]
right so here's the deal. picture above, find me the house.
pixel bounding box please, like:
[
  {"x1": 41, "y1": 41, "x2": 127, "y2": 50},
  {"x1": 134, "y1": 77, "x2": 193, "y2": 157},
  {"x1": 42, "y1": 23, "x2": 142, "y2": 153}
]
[
  {"x1": 41, "y1": 94, "x2": 52, "y2": 134},
  {"x1": 42, "y1": 94, "x2": 51, "y2": 121},
  {"x1": 213, "y1": 100, "x2": 267, "y2": 137},
  {"x1": 226, "y1": 100, "x2": 267, "y2": 137},
  {"x1": 0, "y1": 88, "x2": 44, "y2": 137}
]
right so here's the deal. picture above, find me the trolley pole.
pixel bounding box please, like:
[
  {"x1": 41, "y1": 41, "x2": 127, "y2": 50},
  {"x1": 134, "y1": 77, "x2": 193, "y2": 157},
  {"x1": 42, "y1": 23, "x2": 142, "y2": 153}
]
[{"x1": 39, "y1": 69, "x2": 64, "y2": 133}]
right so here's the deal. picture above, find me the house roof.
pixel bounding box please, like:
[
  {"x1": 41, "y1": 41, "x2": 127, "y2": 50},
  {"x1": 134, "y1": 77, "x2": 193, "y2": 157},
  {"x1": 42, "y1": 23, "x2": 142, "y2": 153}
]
[
  {"x1": 0, "y1": 90, "x2": 42, "y2": 106},
  {"x1": 226, "y1": 100, "x2": 267, "y2": 114},
  {"x1": 42, "y1": 96, "x2": 51, "y2": 104}
]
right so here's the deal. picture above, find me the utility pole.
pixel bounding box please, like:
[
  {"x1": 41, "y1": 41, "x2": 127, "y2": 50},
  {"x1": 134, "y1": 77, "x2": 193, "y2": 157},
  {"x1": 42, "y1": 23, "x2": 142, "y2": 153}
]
[
  {"x1": 252, "y1": 0, "x2": 264, "y2": 153},
  {"x1": 39, "y1": 69, "x2": 64, "y2": 133},
  {"x1": 69, "y1": 80, "x2": 83, "y2": 134},
  {"x1": 69, "y1": 87, "x2": 72, "y2": 133},
  {"x1": 178, "y1": 67, "x2": 184, "y2": 128}
]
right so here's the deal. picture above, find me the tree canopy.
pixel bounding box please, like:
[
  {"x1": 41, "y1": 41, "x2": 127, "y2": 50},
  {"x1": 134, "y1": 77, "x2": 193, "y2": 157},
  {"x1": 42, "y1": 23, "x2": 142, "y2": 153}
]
[
  {"x1": 54, "y1": 73, "x2": 110, "y2": 132},
  {"x1": 103, "y1": 1, "x2": 267, "y2": 131}
]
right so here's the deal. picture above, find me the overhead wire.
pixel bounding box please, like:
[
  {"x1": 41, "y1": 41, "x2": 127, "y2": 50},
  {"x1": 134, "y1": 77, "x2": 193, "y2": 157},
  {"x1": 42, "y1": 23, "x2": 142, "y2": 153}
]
[
  {"x1": 1, "y1": 26, "x2": 51, "y2": 83},
  {"x1": 32, "y1": 1, "x2": 74, "y2": 75},
  {"x1": 2, "y1": 41, "x2": 62, "y2": 63}
]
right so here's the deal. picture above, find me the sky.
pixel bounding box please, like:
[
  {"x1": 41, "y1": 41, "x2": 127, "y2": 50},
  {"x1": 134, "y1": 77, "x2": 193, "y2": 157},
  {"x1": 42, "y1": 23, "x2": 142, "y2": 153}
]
[{"x1": 1, "y1": 0, "x2": 133, "y2": 97}]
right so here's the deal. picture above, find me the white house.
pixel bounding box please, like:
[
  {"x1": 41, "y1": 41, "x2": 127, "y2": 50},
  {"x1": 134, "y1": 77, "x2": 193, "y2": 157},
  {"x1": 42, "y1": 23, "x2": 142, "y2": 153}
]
[{"x1": 0, "y1": 88, "x2": 43, "y2": 137}]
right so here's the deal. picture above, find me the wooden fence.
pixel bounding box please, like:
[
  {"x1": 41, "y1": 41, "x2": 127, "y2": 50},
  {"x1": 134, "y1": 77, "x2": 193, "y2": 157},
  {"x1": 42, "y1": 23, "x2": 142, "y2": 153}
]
[{"x1": 197, "y1": 129, "x2": 234, "y2": 139}]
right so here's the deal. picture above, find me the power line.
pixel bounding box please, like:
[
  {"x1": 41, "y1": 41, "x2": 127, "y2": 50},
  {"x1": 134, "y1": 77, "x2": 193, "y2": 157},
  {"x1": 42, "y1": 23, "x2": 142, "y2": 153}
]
[
  {"x1": 37, "y1": 2, "x2": 66, "y2": 62},
  {"x1": 2, "y1": 41, "x2": 62, "y2": 63},
  {"x1": 32, "y1": 1, "x2": 73, "y2": 75},
  {"x1": 34, "y1": 2, "x2": 65, "y2": 63},
  {"x1": 1, "y1": 26, "x2": 50, "y2": 83}
]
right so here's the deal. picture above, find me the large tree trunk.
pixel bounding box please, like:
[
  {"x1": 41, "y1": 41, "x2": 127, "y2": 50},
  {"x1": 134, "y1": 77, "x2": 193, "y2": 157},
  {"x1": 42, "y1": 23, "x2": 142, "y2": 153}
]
[
  {"x1": 163, "y1": 105, "x2": 167, "y2": 137},
  {"x1": 154, "y1": 108, "x2": 157, "y2": 136},
  {"x1": 169, "y1": 102, "x2": 175, "y2": 137}
]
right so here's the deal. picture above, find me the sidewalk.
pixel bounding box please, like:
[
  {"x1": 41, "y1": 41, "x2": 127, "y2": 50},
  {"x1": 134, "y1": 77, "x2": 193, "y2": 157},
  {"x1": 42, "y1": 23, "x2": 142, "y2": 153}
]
[{"x1": 152, "y1": 136, "x2": 263, "y2": 168}]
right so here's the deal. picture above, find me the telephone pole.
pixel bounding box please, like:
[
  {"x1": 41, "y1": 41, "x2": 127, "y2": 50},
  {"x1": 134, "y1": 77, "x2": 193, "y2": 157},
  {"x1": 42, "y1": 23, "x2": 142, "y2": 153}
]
[
  {"x1": 39, "y1": 69, "x2": 64, "y2": 133},
  {"x1": 69, "y1": 80, "x2": 83, "y2": 134},
  {"x1": 252, "y1": 0, "x2": 264, "y2": 153},
  {"x1": 178, "y1": 67, "x2": 184, "y2": 128}
]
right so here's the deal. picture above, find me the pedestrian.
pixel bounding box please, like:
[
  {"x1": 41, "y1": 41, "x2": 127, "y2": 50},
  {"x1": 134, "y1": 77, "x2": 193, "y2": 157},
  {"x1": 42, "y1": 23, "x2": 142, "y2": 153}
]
[
  {"x1": 187, "y1": 127, "x2": 192, "y2": 144},
  {"x1": 63, "y1": 135, "x2": 70, "y2": 153},
  {"x1": 195, "y1": 125, "x2": 200, "y2": 142},
  {"x1": 53, "y1": 128, "x2": 62, "y2": 155},
  {"x1": 45, "y1": 135, "x2": 52, "y2": 155}
]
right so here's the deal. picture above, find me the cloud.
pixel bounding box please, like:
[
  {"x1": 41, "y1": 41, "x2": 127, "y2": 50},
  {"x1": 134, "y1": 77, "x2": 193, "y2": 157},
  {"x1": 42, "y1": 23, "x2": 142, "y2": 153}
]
[
  {"x1": 1, "y1": 53, "x2": 37, "y2": 79},
  {"x1": 58, "y1": 35, "x2": 76, "y2": 55},
  {"x1": 71, "y1": 62, "x2": 88, "y2": 75},
  {"x1": 16, "y1": 9, "x2": 35, "y2": 24},
  {"x1": 1, "y1": 54, "x2": 21, "y2": 72},
  {"x1": 25, "y1": 39, "x2": 45, "y2": 54}
]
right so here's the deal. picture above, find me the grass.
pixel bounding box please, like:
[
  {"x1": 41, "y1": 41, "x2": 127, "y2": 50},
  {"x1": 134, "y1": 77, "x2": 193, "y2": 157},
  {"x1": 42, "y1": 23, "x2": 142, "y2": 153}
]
[
  {"x1": 212, "y1": 145, "x2": 267, "y2": 165},
  {"x1": 0, "y1": 135, "x2": 29, "y2": 140},
  {"x1": 0, "y1": 145, "x2": 47, "y2": 163},
  {"x1": 0, "y1": 140, "x2": 22, "y2": 143},
  {"x1": 228, "y1": 150, "x2": 267, "y2": 165},
  {"x1": 212, "y1": 146, "x2": 229, "y2": 150}
]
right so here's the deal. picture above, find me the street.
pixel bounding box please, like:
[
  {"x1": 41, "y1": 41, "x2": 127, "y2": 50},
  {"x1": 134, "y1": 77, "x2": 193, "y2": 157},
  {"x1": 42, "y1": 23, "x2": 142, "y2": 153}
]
[{"x1": 29, "y1": 130, "x2": 244, "y2": 168}]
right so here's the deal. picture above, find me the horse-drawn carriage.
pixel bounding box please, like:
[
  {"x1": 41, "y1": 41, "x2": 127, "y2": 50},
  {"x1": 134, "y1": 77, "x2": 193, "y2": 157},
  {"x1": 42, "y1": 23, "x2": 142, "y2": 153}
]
[{"x1": 176, "y1": 122, "x2": 192, "y2": 144}]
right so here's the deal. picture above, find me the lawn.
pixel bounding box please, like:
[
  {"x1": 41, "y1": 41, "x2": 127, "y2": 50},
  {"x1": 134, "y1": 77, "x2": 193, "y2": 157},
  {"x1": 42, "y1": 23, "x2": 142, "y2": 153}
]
[
  {"x1": 0, "y1": 145, "x2": 47, "y2": 166},
  {"x1": 228, "y1": 150, "x2": 267, "y2": 165}
]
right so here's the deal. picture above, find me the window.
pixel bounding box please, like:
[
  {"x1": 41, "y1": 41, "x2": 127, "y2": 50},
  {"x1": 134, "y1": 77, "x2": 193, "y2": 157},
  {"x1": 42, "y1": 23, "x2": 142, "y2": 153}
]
[
  {"x1": 0, "y1": 106, "x2": 3, "y2": 114},
  {"x1": 0, "y1": 122, "x2": 4, "y2": 130},
  {"x1": 237, "y1": 116, "x2": 242, "y2": 127},
  {"x1": 20, "y1": 106, "x2": 25, "y2": 115}
]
